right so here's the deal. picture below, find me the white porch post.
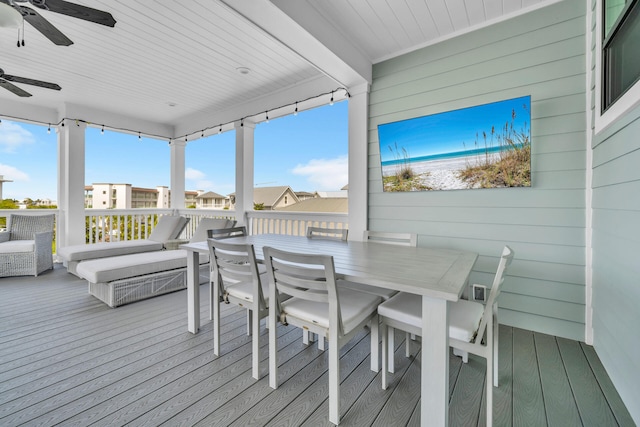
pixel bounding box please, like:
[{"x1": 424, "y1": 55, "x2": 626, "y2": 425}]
[
  {"x1": 170, "y1": 139, "x2": 186, "y2": 210},
  {"x1": 234, "y1": 120, "x2": 255, "y2": 227},
  {"x1": 347, "y1": 83, "x2": 370, "y2": 241},
  {"x1": 57, "y1": 119, "x2": 86, "y2": 248}
]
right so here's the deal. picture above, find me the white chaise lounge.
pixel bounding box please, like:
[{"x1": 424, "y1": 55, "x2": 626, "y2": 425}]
[
  {"x1": 58, "y1": 215, "x2": 189, "y2": 277},
  {"x1": 76, "y1": 217, "x2": 234, "y2": 307}
]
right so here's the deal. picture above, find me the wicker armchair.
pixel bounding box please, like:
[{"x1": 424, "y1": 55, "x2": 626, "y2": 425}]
[{"x1": 0, "y1": 214, "x2": 55, "y2": 277}]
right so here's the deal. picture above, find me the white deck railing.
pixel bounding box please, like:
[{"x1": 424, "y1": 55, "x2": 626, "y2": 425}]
[{"x1": 2, "y1": 208, "x2": 349, "y2": 247}]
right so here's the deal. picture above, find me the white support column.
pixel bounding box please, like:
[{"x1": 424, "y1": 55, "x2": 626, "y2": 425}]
[
  {"x1": 57, "y1": 120, "x2": 86, "y2": 248},
  {"x1": 170, "y1": 139, "x2": 186, "y2": 210},
  {"x1": 347, "y1": 83, "x2": 370, "y2": 241},
  {"x1": 235, "y1": 120, "x2": 255, "y2": 226}
]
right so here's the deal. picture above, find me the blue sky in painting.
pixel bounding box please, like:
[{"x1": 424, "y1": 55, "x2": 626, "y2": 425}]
[{"x1": 378, "y1": 96, "x2": 531, "y2": 163}]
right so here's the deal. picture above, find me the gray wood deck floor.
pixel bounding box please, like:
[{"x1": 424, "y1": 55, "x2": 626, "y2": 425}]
[{"x1": 0, "y1": 265, "x2": 634, "y2": 426}]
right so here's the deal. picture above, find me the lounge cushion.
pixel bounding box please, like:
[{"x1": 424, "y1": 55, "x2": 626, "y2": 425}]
[
  {"x1": 148, "y1": 216, "x2": 188, "y2": 242},
  {"x1": 58, "y1": 240, "x2": 163, "y2": 262},
  {"x1": 0, "y1": 240, "x2": 35, "y2": 254},
  {"x1": 76, "y1": 249, "x2": 208, "y2": 284}
]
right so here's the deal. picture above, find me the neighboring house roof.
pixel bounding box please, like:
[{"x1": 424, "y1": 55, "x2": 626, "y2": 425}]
[
  {"x1": 276, "y1": 197, "x2": 348, "y2": 213},
  {"x1": 229, "y1": 186, "x2": 299, "y2": 208},
  {"x1": 295, "y1": 191, "x2": 316, "y2": 197},
  {"x1": 341, "y1": 184, "x2": 349, "y2": 190},
  {"x1": 196, "y1": 191, "x2": 226, "y2": 199}
]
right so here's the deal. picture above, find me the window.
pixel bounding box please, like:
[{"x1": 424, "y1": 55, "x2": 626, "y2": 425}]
[{"x1": 602, "y1": 0, "x2": 640, "y2": 111}]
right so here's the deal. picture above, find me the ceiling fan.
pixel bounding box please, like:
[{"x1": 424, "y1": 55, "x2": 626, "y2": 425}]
[
  {"x1": 0, "y1": 0, "x2": 116, "y2": 46},
  {"x1": 0, "y1": 67, "x2": 61, "y2": 97}
]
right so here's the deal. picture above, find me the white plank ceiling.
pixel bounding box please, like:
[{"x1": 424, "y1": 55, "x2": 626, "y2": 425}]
[{"x1": 0, "y1": 0, "x2": 555, "y2": 138}]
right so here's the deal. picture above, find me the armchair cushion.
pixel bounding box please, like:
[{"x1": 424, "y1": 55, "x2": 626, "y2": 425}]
[
  {"x1": 0, "y1": 231, "x2": 9, "y2": 243},
  {"x1": 0, "y1": 240, "x2": 35, "y2": 254}
]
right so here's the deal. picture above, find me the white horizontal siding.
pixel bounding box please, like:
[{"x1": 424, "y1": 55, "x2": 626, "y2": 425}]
[{"x1": 367, "y1": 0, "x2": 587, "y2": 340}]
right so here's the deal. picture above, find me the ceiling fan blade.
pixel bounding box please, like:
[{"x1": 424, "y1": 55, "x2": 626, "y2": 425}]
[
  {"x1": 2, "y1": 74, "x2": 61, "y2": 91},
  {"x1": 0, "y1": 79, "x2": 32, "y2": 97},
  {"x1": 31, "y1": 0, "x2": 116, "y2": 27},
  {"x1": 20, "y1": 5, "x2": 73, "y2": 46}
]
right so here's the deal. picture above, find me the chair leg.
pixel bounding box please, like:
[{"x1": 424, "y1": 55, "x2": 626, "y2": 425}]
[
  {"x1": 405, "y1": 332, "x2": 411, "y2": 358},
  {"x1": 486, "y1": 352, "x2": 493, "y2": 426},
  {"x1": 381, "y1": 323, "x2": 388, "y2": 390},
  {"x1": 303, "y1": 330, "x2": 310, "y2": 345},
  {"x1": 318, "y1": 335, "x2": 325, "y2": 351},
  {"x1": 329, "y1": 329, "x2": 340, "y2": 425},
  {"x1": 212, "y1": 280, "x2": 221, "y2": 356},
  {"x1": 493, "y1": 319, "x2": 499, "y2": 387},
  {"x1": 247, "y1": 309, "x2": 253, "y2": 336},
  {"x1": 251, "y1": 309, "x2": 260, "y2": 380},
  {"x1": 269, "y1": 308, "x2": 278, "y2": 389},
  {"x1": 370, "y1": 316, "x2": 379, "y2": 372},
  {"x1": 388, "y1": 326, "x2": 395, "y2": 374}
]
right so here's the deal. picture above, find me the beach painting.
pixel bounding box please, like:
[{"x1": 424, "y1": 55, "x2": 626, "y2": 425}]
[{"x1": 378, "y1": 95, "x2": 531, "y2": 192}]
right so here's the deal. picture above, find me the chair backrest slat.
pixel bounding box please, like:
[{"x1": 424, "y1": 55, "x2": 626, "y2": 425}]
[
  {"x1": 207, "y1": 226, "x2": 247, "y2": 239},
  {"x1": 363, "y1": 230, "x2": 417, "y2": 247},
  {"x1": 306, "y1": 226, "x2": 348, "y2": 241}
]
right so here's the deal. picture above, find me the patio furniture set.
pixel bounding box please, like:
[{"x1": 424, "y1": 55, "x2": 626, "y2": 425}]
[{"x1": 2, "y1": 213, "x2": 513, "y2": 426}]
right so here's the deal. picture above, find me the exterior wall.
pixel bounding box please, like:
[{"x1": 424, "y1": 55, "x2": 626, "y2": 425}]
[
  {"x1": 590, "y1": 0, "x2": 640, "y2": 420},
  {"x1": 591, "y1": 104, "x2": 640, "y2": 424},
  {"x1": 271, "y1": 189, "x2": 298, "y2": 209},
  {"x1": 368, "y1": 0, "x2": 587, "y2": 340}
]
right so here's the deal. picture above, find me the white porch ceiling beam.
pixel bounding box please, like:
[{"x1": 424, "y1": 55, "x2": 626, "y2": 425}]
[{"x1": 219, "y1": 0, "x2": 371, "y2": 89}]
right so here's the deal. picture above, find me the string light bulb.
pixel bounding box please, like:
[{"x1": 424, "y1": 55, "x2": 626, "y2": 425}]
[
  {"x1": 47, "y1": 124, "x2": 51, "y2": 134},
  {"x1": 101, "y1": 125, "x2": 104, "y2": 135},
  {"x1": 138, "y1": 132, "x2": 141, "y2": 140},
  {"x1": 330, "y1": 91, "x2": 334, "y2": 106},
  {"x1": 265, "y1": 111, "x2": 269, "y2": 123},
  {"x1": 218, "y1": 126, "x2": 222, "y2": 134},
  {"x1": 294, "y1": 102, "x2": 298, "y2": 116}
]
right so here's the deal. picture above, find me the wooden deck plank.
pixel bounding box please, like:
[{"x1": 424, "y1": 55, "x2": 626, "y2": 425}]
[
  {"x1": 493, "y1": 325, "x2": 514, "y2": 427},
  {"x1": 512, "y1": 328, "x2": 547, "y2": 425},
  {"x1": 534, "y1": 332, "x2": 582, "y2": 426},
  {"x1": 0, "y1": 265, "x2": 634, "y2": 427},
  {"x1": 557, "y1": 337, "x2": 618, "y2": 426}
]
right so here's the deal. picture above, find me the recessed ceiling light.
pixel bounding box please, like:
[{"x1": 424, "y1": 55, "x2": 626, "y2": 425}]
[{"x1": 236, "y1": 67, "x2": 250, "y2": 75}]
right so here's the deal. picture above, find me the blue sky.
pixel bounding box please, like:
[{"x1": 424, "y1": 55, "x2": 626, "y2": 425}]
[
  {"x1": 378, "y1": 96, "x2": 530, "y2": 162},
  {"x1": 0, "y1": 101, "x2": 348, "y2": 202}
]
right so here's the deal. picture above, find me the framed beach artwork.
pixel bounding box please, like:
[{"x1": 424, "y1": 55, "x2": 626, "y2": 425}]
[{"x1": 378, "y1": 95, "x2": 531, "y2": 192}]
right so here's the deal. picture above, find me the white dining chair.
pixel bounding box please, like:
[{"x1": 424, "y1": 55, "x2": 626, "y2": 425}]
[
  {"x1": 306, "y1": 226, "x2": 348, "y2": 241},
  {"x1": 205, "y1": 226, "x2": 249, "y2": 320},
  {"x1": 264, "y1": 246, "x2": 381, "y2": 426},
  {"x1": 207, "y1": 238, "x2": 268, "y2": 380},
  {"x1": 378, "y1": 245, "x2": 514, "y2": 427}
]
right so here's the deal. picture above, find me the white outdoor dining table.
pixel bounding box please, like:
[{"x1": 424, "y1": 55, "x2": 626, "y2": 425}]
[{"x1": 181, "y1": 234, "x2": 477, "y2": 426}]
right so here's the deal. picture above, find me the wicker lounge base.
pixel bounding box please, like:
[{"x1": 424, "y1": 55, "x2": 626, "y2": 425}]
[
  {"x1": 88, "y1": 269, "x2": 187, "y2": 308},
  {"x1": 76, "y1": 250, "x2": 210, "y2": 308}
]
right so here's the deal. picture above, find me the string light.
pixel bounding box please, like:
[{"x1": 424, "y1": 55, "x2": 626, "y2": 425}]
[
  {"x1": 0, "y1": 87, "x2": 349, "y2": 143},
  {"x1": 138, "y1": 132, "x2": 141, "y2": 140}
]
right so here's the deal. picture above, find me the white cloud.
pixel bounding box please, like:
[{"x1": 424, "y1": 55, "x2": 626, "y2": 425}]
[
  {"x1": 0, "y1": 164, "x2": 29, "y2": 181},
  {"x1": 185, "y1": 167, "x2": 206, "y2": 180},
  {"x1": 0, "y1": 122, "x2": 35, "y2": 153},
  {"x1": 292, "y1": 155, "x2": 348, "y2": 191}
]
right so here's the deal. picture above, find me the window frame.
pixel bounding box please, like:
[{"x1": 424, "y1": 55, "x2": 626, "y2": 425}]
[{"x1": 596, "y1": 0, "x2": 640, "y2": 133}]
